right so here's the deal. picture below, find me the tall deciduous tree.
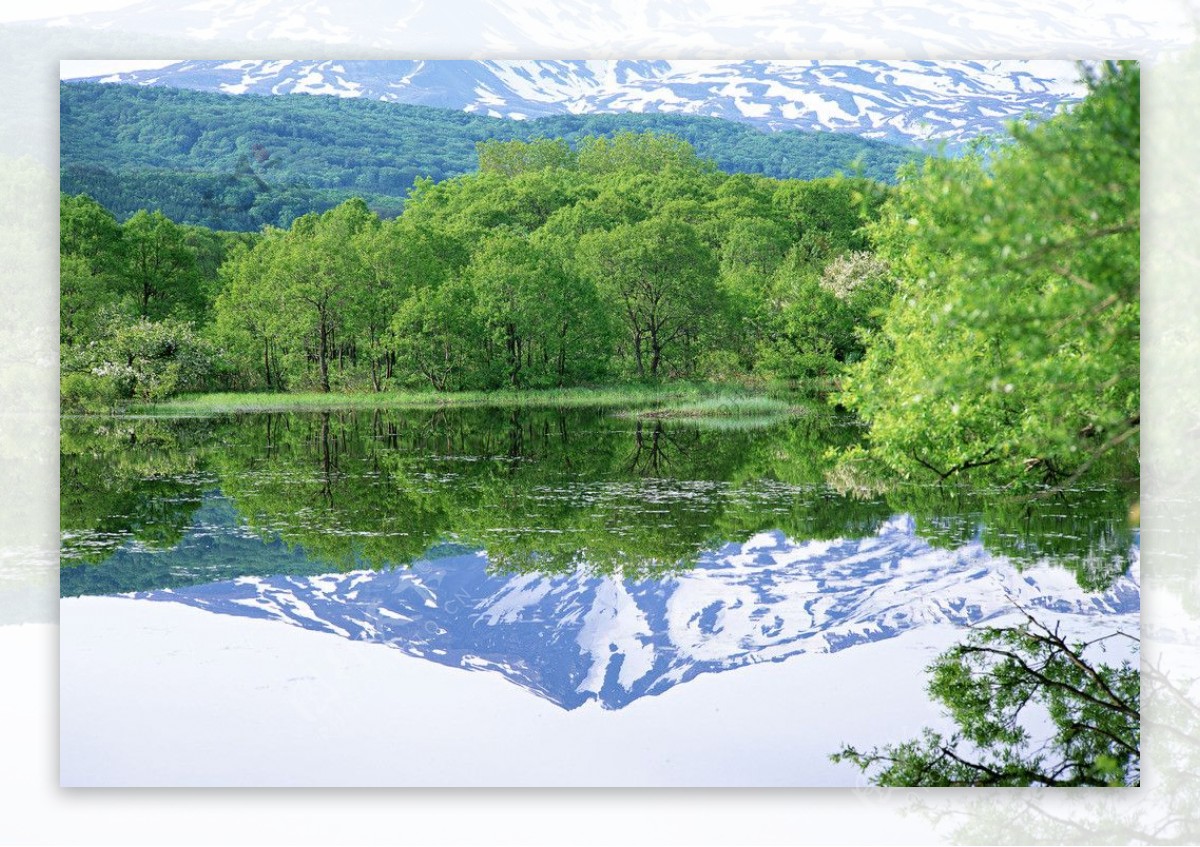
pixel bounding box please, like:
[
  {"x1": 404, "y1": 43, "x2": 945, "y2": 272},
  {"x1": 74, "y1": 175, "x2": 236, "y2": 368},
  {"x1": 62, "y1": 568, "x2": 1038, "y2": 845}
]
[
  {"x1": 575, "y1": 131, "x2": 715, "y2": 177},
  {"x1": 477, "y1": 137, "x2": 574, "y2": 176},
  {"x1": 391, "y1": 275, "x2": 484, "y2": 391},
  {"x1": 274, "y1": 199, "x2": 379, "y2": 392},
  {"x1": 578, "y1": 216, "x2": 720, "y2": 379},
  {"x1": 61, "y1": 194, "x2": 128, "y2": 345},
  {"x1": 60, "y1": 193, "x2": 124, "y2": 277},
  {"x1": 837, "y1": 61, "x2": 1139, "y2": 490},
  {"x1": 212, "y1": 233, "x2": 291, "y2": 390},
  {"x1": 121, "y1": 209, "x2": 201, "y2": 321},
  {"x1": 468, "y1": 233, "x2": 549, "y2": 387}
]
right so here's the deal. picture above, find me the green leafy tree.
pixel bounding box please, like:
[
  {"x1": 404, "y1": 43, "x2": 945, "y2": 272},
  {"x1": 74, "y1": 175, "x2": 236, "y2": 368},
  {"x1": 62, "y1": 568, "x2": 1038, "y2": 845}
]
[
  {"x1": 391, "y1": 275, "x2": 486, "y2": 391},
  {"x1": 182, "y1": 224, "x2": 258, "y2": 319},
  {"x1": 817, "y1": 250, "x2": 896, "y2": 363},
  {"x1": 211, "y1": 234, "x2": 291, "y2": 390},
  {"x1": 755, "y1": 247, "x2": 892, "y2": 384},
  {"x1": 578, "y1": 215, "x2": 721, "y2": 379},
  {"x1": 64, "y1": 313, "x2": 216, "y2": 403},
  {"x1": 529, "y1": 229, "x2": 616, "y2": 386},
  {"x1": 711, "y1": 216, "x2": 792, "y2": 373},
  {"x1": 269, "y1": 199, "x2": 379, "y2": 391},
  {"x1": 60, "y1": 254, "x2": 125, "y2": 349},
  {"x1": 460, "y1": 232, "x2": 610, "y2": 388},
  {"x1": 60, "y1": 193, "x2": 125, "y2": 275},
  {"x1": 575, "y1": 131, "x2": 716, "y2": 177},
  {"x1": 538, "y1": 180, "x2": 647, "y2": 239},
  {"x1": 60, "y1": 194, "x2": 129, "y2": 344},
  {"x1": 404, "y1": 168, "x2": 578, "y2": 240},
  {"x1": 356, "y1": 217, "x2": 468, "y2": 390},
  {"x1": 477, "y1": 137, "x2": 575, "y2": 176},
  {"x1": 837, "y1": 61, "x2": 1139, "y2": 490},
  {"x1": 121, "y1": 209, "x2": 203, "y2": 320},
  {"x1": 833, "y1": 609, "x2": 1139, "y2": 786},
  {"x1": 353, "y1": 219, "x2": 410, "y2": 391},
  {"x1": 468, "y1": 233, "x2": 556, "y2": 387},
  {"x1": 771, "y1": 176, "x2": 880, "y2": 260}
]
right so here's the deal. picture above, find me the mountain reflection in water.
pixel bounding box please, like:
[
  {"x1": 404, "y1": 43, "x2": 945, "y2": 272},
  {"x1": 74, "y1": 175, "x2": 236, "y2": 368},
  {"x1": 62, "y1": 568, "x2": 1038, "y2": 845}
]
[{"x1": 130, "y1": 517, "x2": 1139, "y2": 710}]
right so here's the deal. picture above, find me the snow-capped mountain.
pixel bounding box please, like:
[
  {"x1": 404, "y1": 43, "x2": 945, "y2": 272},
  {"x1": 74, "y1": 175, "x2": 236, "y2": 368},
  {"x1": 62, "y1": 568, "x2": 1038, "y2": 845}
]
[
  {"x1": 131, "y1": 516, "x2": 1139, "y2": 711},
  {"x1": 82, "y1": 59, "x2": 1087, "y2": 150}
]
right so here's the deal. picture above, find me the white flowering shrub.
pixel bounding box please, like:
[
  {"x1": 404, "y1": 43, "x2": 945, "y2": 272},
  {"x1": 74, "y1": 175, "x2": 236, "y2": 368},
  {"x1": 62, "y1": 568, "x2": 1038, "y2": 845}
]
[
  {"x1": 62, "y1": 315, "x2": 216, "y2": 408},
  {"x1": 818, "y1": 251, "x2": 893, "y2": 301}
]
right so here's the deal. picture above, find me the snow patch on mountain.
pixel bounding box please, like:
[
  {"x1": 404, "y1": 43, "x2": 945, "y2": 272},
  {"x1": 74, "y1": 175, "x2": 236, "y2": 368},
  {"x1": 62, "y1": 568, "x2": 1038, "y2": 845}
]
[{"x1": 77, "y1": 59, "x2": 1087, "y2": 151}]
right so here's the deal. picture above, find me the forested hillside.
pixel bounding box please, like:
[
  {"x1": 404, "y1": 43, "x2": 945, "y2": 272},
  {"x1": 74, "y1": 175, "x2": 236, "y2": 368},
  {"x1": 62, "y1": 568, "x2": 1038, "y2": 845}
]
[{"x1": 60, "y1": 81, "x2": 918, "y2": 230}]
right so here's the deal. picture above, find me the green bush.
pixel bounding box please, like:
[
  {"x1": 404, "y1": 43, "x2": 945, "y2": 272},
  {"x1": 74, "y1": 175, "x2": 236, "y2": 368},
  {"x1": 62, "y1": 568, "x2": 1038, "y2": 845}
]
[{"x1": 60, "y1": 371, "x2": 120, "y2": 413}]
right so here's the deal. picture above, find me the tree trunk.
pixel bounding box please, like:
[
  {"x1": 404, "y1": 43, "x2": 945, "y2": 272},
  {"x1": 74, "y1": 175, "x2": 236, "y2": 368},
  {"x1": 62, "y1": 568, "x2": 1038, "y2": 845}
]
[
  {"x1": 319, "y1": 412, "x2": 333, "y2": 501},
  {"x1": 507, "y1": 324, "x2": 521, "y2": 387},
  {"x1": 318, "y1": 314, "x2": 331, "y2": 392}
]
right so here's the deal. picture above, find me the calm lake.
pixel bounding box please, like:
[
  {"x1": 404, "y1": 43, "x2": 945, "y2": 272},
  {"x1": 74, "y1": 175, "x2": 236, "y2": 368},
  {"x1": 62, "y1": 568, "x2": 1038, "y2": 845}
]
[{"x1": 59, "y1": 405, "x2": 1140, "y2": 785}]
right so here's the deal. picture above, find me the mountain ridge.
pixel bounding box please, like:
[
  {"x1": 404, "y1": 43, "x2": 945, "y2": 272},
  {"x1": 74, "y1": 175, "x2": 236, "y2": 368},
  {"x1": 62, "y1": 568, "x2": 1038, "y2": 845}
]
[
  {"x1": 81, "y1": 59, "x2": 1086, "y2": 153},
  {"x1": 60, "y1": 79, "x2": 919, "y2": 229}
]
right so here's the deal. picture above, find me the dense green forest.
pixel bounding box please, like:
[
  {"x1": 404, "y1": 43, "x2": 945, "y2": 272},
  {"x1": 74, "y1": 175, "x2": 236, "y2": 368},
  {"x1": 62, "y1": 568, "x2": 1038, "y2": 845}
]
[
  {"x1": 61, "y1": 62, "x2": 1139, "y2": 494},
  {"x1": 60, "y1": 81, "x2": 919, "y2": 230},
  {"x1": 62, "y1": 130, "x2": 893, "y2": 396}
]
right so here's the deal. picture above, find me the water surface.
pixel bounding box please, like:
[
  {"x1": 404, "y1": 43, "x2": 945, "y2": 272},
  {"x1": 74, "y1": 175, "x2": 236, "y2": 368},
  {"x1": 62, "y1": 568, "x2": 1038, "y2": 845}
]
[{"x1": 60, "y1": 406, "x2": 1139, "y2": 712}]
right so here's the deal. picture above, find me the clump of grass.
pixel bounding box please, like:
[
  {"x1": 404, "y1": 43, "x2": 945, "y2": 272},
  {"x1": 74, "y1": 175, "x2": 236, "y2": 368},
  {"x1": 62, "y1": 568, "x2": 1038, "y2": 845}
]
[
  {"x1": 627, "y1": 394, "x2": 799, "y2": 420},
  {"x1": 670, "y1": 414, "x2": 793, "y2": 432}
]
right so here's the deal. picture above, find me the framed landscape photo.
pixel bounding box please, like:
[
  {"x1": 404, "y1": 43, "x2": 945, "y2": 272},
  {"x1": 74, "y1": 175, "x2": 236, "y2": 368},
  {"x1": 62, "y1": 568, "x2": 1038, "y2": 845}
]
[{"x1": 58, "y1": 59, "x2": 1140, "y2": 787}]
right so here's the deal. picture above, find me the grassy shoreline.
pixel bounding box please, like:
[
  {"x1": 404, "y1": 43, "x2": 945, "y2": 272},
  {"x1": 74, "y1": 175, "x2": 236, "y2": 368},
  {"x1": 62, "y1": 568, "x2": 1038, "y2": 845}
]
[{"x1": 127, "y1": 382, "x2": 805, "y2": 416}]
